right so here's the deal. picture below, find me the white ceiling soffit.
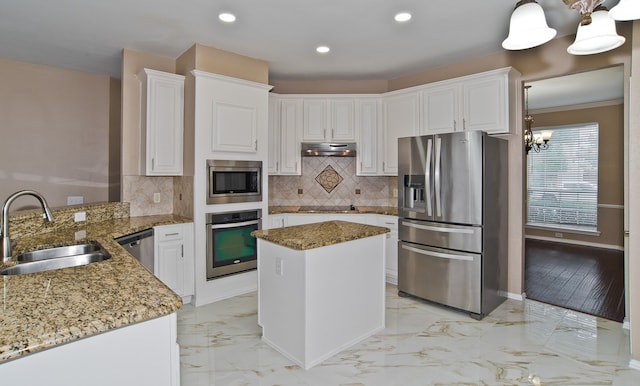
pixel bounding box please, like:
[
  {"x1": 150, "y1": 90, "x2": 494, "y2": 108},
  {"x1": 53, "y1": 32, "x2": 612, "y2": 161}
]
[
  {"x1": 527, "y1": 65, "x2": 624, "y2": 110},
  {"x1": 0, "y1": 0, "x2": 623, "y2": 80}
]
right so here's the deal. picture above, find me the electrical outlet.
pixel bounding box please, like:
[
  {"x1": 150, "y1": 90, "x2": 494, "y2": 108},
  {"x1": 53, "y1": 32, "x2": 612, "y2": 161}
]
[
  {"x1": 74, "y1": 211, "x2": 86, "y2": 222},
  {"x1": 74, "y1": 230, "x2": 86, "y2": 241},
  {"x1": 153, "y1": 193, "x2": 161, "y2": 203},
  {"x1": 298, "y1": 188, "x2": 303, "y2": 194},
  {"x1": 355, "y1": 189, "x2": 361, "y2": 195}
]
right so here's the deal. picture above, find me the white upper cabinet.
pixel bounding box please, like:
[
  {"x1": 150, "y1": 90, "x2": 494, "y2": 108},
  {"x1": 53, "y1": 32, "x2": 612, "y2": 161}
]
[
  {"x1": 193, "y1": 70, "x2": 272, "y2": 155},
  {"x1": 302, "y1": 98, "x2": 355, "y2": 142},
  {"x1": 356, "y1": 98, "x2": 380, "y2": 175},
  {"x1": 463, "y1": 72, "x2": 509, "y2": 134},
  {"x1": 420, "y1": 67, "x2": 520, "y2": 135},
  {"x1": 382, "y1": 91, "x2": 419, "y2": 175},
  {"x1": 421, "y1": 83, "x2": 460, "y2": 134},
  {"x1": 267, "y1": 97, "x2": 280, "y2": 174},
  {"x1": 138, "y1": 68, "x2": 185, "y2": 176},
  {"x1": 269, "y1": 95, "x2": 301, "y2": 175}
]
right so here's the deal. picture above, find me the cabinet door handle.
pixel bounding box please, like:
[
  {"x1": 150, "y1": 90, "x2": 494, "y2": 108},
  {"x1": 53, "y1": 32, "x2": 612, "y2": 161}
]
[
  {"x1": 181, "y1": 245, "x2": 184, "y2": 258},
  {"x1": 255, "y1": 140, "x2": 258, "y2": 151},
  {"x1": 463, "y1": 118, "x2": 466, "y2": 130},
  {"x1": 151, "y1": 158, "x2": 155, "y2": 170},
  {"x1": 165, "y1": 232, "x2": 179, "y2": 236},
  {"x1": 276, "y1": 161, "x2": 279, "y2": 171},
  {"x1": 453, "y1": 120, "x2": 457, "y2": 131}
]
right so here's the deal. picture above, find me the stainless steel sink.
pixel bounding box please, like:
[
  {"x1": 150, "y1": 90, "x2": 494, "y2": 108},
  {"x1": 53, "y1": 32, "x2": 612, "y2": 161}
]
[
  {"x1": 17, "y1": 243, "x2": 102, "y2": 262},
  {"x1": 1, "y1": 242, "x2": 111, "y2": 276}
]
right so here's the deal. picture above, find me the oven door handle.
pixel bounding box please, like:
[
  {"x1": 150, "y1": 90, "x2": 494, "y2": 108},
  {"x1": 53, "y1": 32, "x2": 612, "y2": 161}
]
[{"x1": 210, "y1": 220, "x2": 260, "y2": 229}]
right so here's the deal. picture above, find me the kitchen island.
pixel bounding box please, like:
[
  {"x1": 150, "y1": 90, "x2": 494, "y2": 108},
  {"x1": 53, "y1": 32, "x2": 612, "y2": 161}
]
[
  {"x1": 0, "y1": 202, "x2": 189, "y2": 385},
  {"x1": 252, "y1": 220, "x2": 389, "y2": 369}
]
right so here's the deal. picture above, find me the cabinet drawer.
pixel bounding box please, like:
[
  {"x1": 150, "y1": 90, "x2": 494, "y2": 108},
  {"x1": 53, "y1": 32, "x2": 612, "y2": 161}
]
[
  {"x1": 156, "y1": 225, "x2": 183, "y2": 241},
  {"x1": 398, "y1": 241, "x2": 481, "y2": 314},
  {"x1": 399, "y1": 219, "x2": 481, "y2": 253}
]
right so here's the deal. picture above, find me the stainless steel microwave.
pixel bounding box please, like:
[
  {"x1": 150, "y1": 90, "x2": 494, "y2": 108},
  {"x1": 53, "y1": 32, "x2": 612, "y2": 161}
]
[{"x1": 206, "y1": 160, "x2": 262, "y2": 204}]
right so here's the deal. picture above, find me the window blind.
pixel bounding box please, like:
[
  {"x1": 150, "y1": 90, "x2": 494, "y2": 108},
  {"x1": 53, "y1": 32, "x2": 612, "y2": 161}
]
[{"x1": 526, "y1": 123, "x2": 599, "y2": 231}]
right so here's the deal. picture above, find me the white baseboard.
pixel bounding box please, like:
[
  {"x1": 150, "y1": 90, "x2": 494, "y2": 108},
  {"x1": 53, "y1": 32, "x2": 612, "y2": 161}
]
[
  {"x1": 525, "y1": 235, "x2": 624, "y2": 251},
  {"x1": 508, "y1": 292, "x2": 524, "y2": 301},
  {"x1": 629, "y1": 359, "x2": 640, "y2": 371},
  {"x1": 385, "y1": 271, "x2": 398, "y2": 285}
]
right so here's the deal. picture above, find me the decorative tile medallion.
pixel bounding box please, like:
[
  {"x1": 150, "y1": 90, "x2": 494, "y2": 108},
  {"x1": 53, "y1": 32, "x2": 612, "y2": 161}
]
[{"x1": 315, "y1": 165, "x2": 343, "y2": 193}]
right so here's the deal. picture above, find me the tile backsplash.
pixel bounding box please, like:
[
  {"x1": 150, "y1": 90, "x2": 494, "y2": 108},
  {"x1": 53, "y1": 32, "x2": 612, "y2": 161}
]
[{"x1": 269, "y1": 157, "x2": 397, "y2": 207}]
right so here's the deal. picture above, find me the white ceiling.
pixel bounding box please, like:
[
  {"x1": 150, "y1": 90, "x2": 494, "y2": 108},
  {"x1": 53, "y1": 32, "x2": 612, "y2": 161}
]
[{"x1": 0, "y1": 0, "x2": 624, "y2": 81}]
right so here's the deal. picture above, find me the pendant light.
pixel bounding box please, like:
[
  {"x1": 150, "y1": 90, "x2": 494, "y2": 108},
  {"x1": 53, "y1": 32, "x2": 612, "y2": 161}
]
[
  {"x1": 567, "y1": 6, "x2": 625, "y2": 55},
  {"x1": 503, "y1": 0, "x2": 557, "y2": 50},
  {"x1": 610, "y1": 0, "x2": 640, "y2": 20}
]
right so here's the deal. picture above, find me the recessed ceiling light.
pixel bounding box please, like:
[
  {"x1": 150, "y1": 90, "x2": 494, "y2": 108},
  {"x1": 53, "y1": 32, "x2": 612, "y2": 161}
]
[
  {"x1": 394, "y1": 12, "x2": 412, "y2": 22},
  {"x1": 219, "y1": 12, "x2": 236, "y2": 23},
  {"x1": 316, "y1": 46, "x2": 330, "y2": 54}
]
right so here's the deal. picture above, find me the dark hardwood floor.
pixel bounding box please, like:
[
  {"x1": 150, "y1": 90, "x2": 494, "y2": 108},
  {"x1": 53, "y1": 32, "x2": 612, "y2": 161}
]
[{"x1": 524, "y1": 238, "x2": 625, "y2": 322}]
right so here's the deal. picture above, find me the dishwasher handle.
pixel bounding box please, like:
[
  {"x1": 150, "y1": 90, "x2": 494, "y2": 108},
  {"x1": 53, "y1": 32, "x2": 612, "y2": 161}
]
[{"x1": 115, "y1": 228, "x2": 154, "y2": 245}]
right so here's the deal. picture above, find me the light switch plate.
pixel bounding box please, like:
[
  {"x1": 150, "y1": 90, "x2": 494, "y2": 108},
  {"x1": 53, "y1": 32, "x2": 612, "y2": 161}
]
[
  {"x1": 67, "y1": 196, "x2": 84, "y2": 205},
  {"x1": 74, "y1": 212, "x2": 86, "y2": 222},
  {"x1": 153, "y1": 193, "x2": 161, "y2": 203}
]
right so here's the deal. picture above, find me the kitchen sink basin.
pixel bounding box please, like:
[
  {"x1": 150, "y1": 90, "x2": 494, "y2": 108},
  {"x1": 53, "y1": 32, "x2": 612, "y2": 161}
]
[
  {"x1": 1, "y1": 242, "x2": 111, "y2": 276},
  {"x1": 16, "y1": 243, "x2": 102, "y2": 263}
]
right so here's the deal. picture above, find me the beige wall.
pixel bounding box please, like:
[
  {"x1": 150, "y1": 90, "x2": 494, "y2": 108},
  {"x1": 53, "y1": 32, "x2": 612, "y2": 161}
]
[
  {"x1": 0, "y1": 57, "x2": 114, "y2": 210},
  {"x1": 192, "y1": 43, "x2": 269, "y2": 84},
  {"x1": 120, "y1": 48, "x2": 175, "y2": 176},
  {"x1": 526, "y1": 103, "x2": 625, "y2": 247}
]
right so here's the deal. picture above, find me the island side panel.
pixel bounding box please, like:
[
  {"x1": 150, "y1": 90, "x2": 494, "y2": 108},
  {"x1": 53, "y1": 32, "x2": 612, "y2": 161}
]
[
  {"x1": 258, "y1": 239, "x2": 308, "y2": 365},
  {"x1": 305, "y1": 234, "x2": 386, "y2": 368},
  {"x1": 0, "y1": 313, "x2": 179, "y2": 386}
]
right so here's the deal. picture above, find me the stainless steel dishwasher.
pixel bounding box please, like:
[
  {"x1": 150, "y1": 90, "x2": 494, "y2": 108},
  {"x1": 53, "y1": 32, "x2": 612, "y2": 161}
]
[{"x1": 116, "y1": 228, "x2": 154, "y2": 273}]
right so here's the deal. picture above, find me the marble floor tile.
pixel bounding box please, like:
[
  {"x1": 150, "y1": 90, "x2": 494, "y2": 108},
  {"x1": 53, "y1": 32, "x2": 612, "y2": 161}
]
[{"x1": 177, "y1": 285, "x2": 638, "y2": 385}]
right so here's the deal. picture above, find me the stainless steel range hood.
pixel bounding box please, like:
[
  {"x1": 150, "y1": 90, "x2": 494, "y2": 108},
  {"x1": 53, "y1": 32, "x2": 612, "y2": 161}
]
[{"x1": 301, "y1": 143, "x2": 356, "y2": 157}]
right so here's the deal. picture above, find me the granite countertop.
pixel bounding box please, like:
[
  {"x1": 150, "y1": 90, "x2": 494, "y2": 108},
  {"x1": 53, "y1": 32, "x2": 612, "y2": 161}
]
[
  {"x1": 251, "y1": 220, "x2": 389, "y2": 250},
  {"x1": 269, "y1": 205, "x2": 398, "y2": 216},
  {"x1": 0, "y1": 213, "x2": 191, "y2": 363}
]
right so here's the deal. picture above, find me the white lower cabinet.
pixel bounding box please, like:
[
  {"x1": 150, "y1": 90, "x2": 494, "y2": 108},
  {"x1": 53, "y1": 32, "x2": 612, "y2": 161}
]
[
  {"x1": 1, "y1": 313, "x2": 179, "y2": 386},
  {"x1": 155, "y1": 223, "x2": 194, "y2": 301},
  {"x1": 265, "y1": 213, "x2": 398, "y2": 283},
  {"x1": 377, "y1": 215, "x2": 398, "y2": 284},
  {"x1": 286, "y1": 213, "x2": 329, "y2": 226},
  {"x1": 268, "y1": 214, "x2": 287, "y2": 228}
]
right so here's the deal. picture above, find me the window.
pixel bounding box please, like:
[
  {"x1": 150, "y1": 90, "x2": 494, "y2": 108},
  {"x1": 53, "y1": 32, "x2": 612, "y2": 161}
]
[{"x1": 527, "y1": 123, "x2": 598, "y2": 232}]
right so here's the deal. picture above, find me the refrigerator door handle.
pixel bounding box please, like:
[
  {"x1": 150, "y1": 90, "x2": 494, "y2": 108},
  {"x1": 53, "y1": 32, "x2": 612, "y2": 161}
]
[
  {"x1": 401, "y1": 221, "x2": 475, "y2": 234},
  {"x1": 434, "y1": 137, "x2": 442, "y2": 217},
  {"x1": 425, "y1": 138, "x2": 433, "y2": 216},
  {"x1": 401, "y1": 244, "x2": 474, "y2": 261}
]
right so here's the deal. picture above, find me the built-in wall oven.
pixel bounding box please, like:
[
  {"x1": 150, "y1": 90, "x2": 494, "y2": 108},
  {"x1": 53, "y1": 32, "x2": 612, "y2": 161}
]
[
  {"x1": 205, "y1": 209, "x2": 262, "y2": 280},
  {"x1": 206, "y1": 160, "x2": 262, "y2": 204}
]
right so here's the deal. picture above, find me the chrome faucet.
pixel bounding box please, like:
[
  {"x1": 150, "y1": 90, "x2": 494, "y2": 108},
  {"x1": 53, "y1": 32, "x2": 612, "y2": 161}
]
[{"x1": 1, "y1": 190, "x2": 55, "y2": 262}]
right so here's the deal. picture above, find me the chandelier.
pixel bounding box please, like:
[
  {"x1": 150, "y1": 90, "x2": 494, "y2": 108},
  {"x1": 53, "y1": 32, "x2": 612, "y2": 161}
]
[
  {"x1": 503, "y1": 0, "x2": 639, "y2": 54},
  {"x1": 523, "y1": 85, "x2": 553, "y2": 154}
]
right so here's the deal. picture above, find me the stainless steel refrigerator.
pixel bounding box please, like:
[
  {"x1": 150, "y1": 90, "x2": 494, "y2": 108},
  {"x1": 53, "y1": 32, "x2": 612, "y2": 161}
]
[{"x1": 397, "y1": 131, "x2": 508, "y2": 319}]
